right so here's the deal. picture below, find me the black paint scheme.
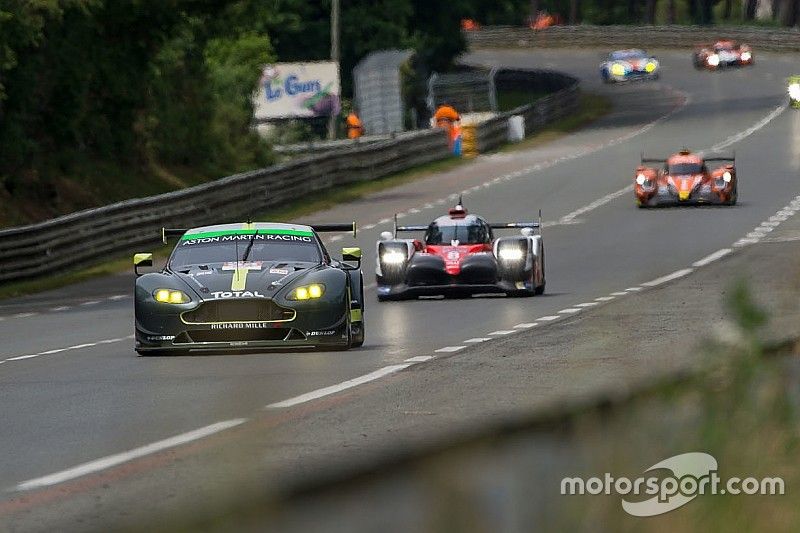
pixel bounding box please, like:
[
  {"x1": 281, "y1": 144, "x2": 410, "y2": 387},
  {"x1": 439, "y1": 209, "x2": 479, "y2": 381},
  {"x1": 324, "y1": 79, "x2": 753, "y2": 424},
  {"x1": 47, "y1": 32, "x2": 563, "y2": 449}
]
[{"x1": 134, "y1": 223, "x2": 364, "y2": 354}]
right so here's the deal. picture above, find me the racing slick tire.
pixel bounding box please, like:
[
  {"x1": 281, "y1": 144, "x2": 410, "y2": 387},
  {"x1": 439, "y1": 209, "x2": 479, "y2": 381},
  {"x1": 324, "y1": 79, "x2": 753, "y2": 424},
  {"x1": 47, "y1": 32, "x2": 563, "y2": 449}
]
[{"x1": 351, "y1": 323, "x2": 365, "y2": 347}]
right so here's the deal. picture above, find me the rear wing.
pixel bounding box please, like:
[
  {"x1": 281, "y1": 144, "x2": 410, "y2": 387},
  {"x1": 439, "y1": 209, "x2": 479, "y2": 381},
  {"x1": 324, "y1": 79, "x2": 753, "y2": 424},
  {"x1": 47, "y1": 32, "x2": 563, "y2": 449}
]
[
  {"x1": 161, "y1": 222, "x2": 357, "y2": 244},
  {"x1": 394, "y1": 211, "x2": 543, "y2": 237},
  {"x1": 490, "y1": 210, "x2": 543, "y2": 235},
  {"x1": 309, "y1": 223, "x2": 357, "y2": 237},
  {"x1": 162, "y1": 228, "x2": 186, "y2": 244}
]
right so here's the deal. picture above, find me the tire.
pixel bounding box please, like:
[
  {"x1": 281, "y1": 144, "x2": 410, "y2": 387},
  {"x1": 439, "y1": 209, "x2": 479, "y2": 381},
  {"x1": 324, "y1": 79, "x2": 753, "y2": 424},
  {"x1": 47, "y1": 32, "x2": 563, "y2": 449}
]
[
  {"x1": 351, "y1": 320, "x2": 365, "y2": 348},
  {"x1": 534, "y1": 246, "x2": 546, "y2": 295}
]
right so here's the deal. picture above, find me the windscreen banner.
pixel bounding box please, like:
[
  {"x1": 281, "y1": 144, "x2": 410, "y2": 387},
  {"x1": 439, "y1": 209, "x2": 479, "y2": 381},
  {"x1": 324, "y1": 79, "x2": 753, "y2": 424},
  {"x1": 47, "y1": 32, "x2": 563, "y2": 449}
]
[{"x1": 254, "y1": 62, "x2": 341, "y2": 119}]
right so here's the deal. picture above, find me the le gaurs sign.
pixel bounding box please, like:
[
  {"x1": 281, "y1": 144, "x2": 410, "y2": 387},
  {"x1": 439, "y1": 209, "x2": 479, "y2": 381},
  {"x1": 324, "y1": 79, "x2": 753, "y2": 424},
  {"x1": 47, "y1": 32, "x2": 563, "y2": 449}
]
[{"x1": 253, "y1": 62, "x2": 341, "y2": 119}]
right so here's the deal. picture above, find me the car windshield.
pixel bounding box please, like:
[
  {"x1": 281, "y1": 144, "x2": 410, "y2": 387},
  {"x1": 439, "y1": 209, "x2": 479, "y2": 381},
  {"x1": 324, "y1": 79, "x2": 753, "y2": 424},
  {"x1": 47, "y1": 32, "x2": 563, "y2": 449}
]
[
  {"x1": 611, "y1": 50, "x2": 646, "y2": 60},
  {"x1": 668, "y1": 162, "x2": 703, "y2": 175},
  {"x1": 426, "y1": 222, "x2": 489, "y2": 245},
  {"x1": 170, "y1": 234, "x2": 322, "y2": 268}
]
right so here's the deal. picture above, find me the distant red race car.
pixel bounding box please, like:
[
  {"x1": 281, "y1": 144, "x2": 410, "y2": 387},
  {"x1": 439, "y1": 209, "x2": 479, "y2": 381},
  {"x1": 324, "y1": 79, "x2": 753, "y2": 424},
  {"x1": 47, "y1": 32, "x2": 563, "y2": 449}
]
[
  {"x1": 634, "y1": 149, "x2": 738, "y2": 207},
  {"x1": 693, "y1": 40, "x2": 754, "y2": 69},
  {"x1": 375, "y1": 199, "x2": 545, "y2": 300}
]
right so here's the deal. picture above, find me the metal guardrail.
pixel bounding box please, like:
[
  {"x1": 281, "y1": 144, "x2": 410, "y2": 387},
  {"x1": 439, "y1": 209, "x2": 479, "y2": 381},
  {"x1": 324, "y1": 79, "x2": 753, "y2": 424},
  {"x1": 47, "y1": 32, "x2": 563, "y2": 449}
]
[
  {"x1": 0, "y1": 69, "x2": 578, "y2": 284},
  {"x1": 466, "y1": 24, "x2": 800, "y2": 51}
]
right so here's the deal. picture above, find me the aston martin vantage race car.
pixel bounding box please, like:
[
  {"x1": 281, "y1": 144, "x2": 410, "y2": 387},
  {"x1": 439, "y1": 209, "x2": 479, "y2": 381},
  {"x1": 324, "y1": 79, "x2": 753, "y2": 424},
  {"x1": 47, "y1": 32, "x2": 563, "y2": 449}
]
[
  {"x1": 789, "y1": 75, "x2": 800, "y2": 108},
  {"x1": 693, "y1": 40, "x2": 753, "y2": 70},
  {"x1": 634, "y1": 149, "x2": 738, "y2": 207},
  {"x1": 133, "y1": 222, "x2": 364, "y2": 354},
  {"x1": 375, "y1": 200, "x2": 545, "y2": 300},
  {"x1": 600, "y1": 49, "x2": 659, "y2": 83}
]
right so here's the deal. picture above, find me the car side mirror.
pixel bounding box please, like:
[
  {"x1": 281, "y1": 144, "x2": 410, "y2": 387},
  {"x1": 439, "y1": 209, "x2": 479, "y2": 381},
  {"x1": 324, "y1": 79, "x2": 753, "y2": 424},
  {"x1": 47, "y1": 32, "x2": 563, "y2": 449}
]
[
  {"x1": 380, "y1": 231, "x2": 393, "y2": 241},
  {"x1": 341, "y1": 247, "x2": 362, "y2": 267},
  {"x1": 134, "y1": 253, "x2": 153, "y2": 276}
]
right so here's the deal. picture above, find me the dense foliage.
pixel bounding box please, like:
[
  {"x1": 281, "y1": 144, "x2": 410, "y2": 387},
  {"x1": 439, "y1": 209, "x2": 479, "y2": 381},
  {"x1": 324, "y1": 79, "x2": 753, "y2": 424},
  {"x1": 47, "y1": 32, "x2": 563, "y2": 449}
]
[{"x1": 0, "y1": 0, "x2": 795, "y2": 225}]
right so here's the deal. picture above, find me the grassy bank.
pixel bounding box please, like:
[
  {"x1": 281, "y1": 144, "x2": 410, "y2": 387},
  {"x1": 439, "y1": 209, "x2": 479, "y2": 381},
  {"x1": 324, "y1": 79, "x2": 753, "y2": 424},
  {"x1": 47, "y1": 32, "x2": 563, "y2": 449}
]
[{"x1": 0, "y1": 92, "x2": 611, "y2": 300}]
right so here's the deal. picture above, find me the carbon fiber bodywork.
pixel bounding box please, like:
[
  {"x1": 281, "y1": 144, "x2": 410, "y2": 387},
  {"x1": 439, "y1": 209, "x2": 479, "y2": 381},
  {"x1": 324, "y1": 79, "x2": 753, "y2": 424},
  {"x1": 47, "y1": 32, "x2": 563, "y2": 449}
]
[{"x1": 134, "y1": 223, "x2": 364, "y2": 354}]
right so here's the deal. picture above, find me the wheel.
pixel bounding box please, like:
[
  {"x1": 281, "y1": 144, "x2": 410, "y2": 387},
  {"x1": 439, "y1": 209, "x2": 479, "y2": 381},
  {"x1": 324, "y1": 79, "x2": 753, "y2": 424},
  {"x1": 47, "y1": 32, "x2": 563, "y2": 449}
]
[
  {"x1": 350, "y1": 320, "x2": 365, "y2": 348},
  {"x1": 534, "y1": 246, "x2": 546, "y2": 295}
]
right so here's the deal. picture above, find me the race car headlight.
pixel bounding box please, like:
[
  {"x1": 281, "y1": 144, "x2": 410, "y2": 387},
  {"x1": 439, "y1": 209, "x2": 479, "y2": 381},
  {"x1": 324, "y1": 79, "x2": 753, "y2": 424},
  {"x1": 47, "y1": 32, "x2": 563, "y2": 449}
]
[
  {"x1": 153, "y1": 289, "x2": 190, "y2": 304},
  {"x1": 788, "y1": 83, "x2": 800, "y2": 101},
  {"x1": 381, "y1": 250, "x2": 406, "y2": 265},
  {"x1": 610, "y1": 63, "x2": 626, "y2": 76},
  {"x1": 722, "y1": 171, "x2": 732, "y2": 183},
  {"x1": 740, "y1": 51, "x2": 752, "y2": 61},
  {"x1": 498, "y1": 247, "x2": 525, "y2": 262},
  {"x1": 636, "y1": 173, "x2": 647, "y2": 185},
  {"x1": 287, "y1": 284, "x2": 325, "y2": 301},
  {"x1": 645, "y1": 61, "x2": 657, "y2": 73},
  {"x1": 707, "y1": 54, "x2": 720, "y2": 66}
]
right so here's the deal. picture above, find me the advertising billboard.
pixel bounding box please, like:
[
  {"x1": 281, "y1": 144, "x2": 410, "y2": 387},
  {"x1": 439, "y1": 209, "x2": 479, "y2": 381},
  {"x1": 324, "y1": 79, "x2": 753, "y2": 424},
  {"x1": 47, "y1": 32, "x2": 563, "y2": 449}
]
[{"x1": 253, "y1": 62, "x2": 341, "y2": 120}]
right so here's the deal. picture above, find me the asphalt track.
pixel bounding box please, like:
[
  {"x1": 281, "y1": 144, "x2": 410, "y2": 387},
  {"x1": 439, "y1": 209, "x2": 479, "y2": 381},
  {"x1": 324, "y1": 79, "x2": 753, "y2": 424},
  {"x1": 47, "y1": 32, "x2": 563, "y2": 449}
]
[{"x1": 1, "y1": 49, "x2": 799, "y2": 529}]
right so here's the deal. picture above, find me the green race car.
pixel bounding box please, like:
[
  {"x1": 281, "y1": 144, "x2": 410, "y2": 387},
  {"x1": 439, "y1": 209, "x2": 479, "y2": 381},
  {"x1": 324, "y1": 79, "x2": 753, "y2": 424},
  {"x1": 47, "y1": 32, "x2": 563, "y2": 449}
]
[{"x1": 133, "y1": 222, "x2": 364, "y2": 355}]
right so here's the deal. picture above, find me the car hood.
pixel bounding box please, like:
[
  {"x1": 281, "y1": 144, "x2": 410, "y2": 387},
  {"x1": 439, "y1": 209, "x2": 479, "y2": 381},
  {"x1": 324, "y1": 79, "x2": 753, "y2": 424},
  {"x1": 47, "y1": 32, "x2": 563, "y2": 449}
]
[{"x1": 173, "y1": 261, "x2": 318, "y2": 301}]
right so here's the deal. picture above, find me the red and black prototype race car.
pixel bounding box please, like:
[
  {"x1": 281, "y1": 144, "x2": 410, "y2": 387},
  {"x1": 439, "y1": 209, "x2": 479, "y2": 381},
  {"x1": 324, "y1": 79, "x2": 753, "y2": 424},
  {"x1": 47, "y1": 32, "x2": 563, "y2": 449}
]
[
  {"x1": 634, "y1": 149, "x2": 738, "y2": 207},
  {"x1": 375, "y1": 199, "x2": 545, "y2": 300},
  {"x1": 693, "y1": 40, "x2": 753, "y2": 69}
]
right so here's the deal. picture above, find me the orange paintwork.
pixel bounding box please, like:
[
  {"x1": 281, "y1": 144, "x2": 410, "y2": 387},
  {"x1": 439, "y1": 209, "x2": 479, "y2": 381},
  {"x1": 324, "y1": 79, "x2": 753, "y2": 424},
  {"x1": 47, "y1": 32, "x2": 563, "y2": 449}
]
[{"x1": 634, "y1": 149, "x2": 737, "y2": 206}]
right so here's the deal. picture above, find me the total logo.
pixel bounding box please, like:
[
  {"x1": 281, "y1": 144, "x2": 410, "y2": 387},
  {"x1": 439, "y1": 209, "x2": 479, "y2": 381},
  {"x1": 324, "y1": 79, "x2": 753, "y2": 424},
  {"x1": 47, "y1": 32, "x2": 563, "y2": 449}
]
[{"x1": 210, "y1": 291, "x2": 267, "y2": 299}]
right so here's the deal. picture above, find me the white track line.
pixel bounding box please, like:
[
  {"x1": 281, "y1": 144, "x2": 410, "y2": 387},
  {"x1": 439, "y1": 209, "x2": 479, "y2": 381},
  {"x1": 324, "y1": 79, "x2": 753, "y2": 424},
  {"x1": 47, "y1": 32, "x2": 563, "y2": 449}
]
[
  {"x1": 434, "y1": 346, "x2": 466, "y2": 353},
  {"x1": 16, "y1": 419, "x2": 247, "y2": 491},
  {"x1": 537, "y1": 315, "x2": 559, "y2": 321},
  {"x1": 12, "y1": 313, "x2": 36, "y2": 319},
  {"x1": 642, "y1": 268, "x2": 694, "y2": 288},
  {"x1": 404, "y1": 355, "x2": 433, "y2": 363},
  {"x1": 513, "y1": 323, "x2": 538, "y2": 328},
  {"x1": 595, "y1": 296, "x2": 615, "y2": 302},
  {"x1": 574, "y1": 302, "x2": 597, "y2": 308},
  {"x1": 693, "y1": 248, "x2": 732, "y2": 268},
  {"x1": 488, "y1": 330, "x2": 515, "y2": 335},
  {"x1": 558, "y1": 308, "x2": 580, "y2": 314},
  {"x1": 1, "y1": 336, "x2": 133, "y2": 364},
  {"x1": 464, "y1": 337, "x2": 492, "y2": 343},
  {"x1": 267, "y1": 364, "x2": 412, "y2": 408},
  {"x1": 709, "y1": 102, "x2": 788, "y2": 151}
]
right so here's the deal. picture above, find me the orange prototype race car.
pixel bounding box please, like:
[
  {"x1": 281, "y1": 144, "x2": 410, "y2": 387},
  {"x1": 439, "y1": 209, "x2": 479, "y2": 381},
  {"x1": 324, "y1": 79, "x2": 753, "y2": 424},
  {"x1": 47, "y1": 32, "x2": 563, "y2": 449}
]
[
  {"x1": 693, "y1": 40, "x2": 753, "y2": 70},
  {"x1": 634, "y1": 149, "x2": 738, "y2": 207}
]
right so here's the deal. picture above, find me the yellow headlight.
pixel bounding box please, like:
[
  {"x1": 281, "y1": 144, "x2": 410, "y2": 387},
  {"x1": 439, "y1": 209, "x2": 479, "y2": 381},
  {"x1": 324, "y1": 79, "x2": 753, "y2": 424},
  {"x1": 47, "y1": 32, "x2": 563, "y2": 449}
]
[
  {"x1": 610, "y1": 63, "x2": 626, "y2": 76},
  {"x1": 154, "y1": 289, "x2": 189, "y2": 304},
  {"x1": 645, "y1": 61, "x2": 656, "y2": 73},
  {"x1": 308, "y1": 284, "x2": 323, "y2": 298},
  {"x1": 289, "y1": 284, "x2": 325, "y2": 301}
]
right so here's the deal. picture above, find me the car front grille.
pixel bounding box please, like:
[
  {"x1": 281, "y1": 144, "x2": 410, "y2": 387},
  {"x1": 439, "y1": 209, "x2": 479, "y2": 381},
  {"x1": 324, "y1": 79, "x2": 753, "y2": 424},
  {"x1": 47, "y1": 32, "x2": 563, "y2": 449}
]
[
  {"x1": 181, "y1": 299, "x2": 295, "y2": 324},
  {"x1": 181, "y1": 328, "x2": 297, "y2": 343}
]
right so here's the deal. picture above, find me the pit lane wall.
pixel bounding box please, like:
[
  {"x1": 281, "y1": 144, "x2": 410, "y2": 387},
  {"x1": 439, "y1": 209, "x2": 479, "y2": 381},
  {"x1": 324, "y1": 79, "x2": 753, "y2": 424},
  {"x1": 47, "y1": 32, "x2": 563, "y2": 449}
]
[
  {"x1": 0, "y1": 69, "x2": 578, "y2": 284},
  {"x1": 467, "y1": 24, "x2": 800, "y2": 51}
]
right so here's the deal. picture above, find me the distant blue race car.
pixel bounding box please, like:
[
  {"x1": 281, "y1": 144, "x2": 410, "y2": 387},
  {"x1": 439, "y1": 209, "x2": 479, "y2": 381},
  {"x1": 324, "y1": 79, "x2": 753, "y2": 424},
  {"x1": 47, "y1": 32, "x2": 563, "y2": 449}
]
[{"x1": 600, "y1": 49, "x2": 660, "y2": 83}]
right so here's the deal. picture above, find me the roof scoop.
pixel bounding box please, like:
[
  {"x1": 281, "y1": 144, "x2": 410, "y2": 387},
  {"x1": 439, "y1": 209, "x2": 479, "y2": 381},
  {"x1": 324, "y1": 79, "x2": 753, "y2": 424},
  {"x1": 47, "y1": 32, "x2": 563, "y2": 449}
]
[{"x1": 448, "y1": 194, "x2": 468, "y2": 219}]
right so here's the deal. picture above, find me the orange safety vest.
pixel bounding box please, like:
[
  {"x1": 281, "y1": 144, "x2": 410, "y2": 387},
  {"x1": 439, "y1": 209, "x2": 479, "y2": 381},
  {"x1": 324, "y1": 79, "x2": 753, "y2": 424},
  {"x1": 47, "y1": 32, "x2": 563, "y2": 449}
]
[{"x1": 346, "y1": 113, "x2": 364, "y2": 139}]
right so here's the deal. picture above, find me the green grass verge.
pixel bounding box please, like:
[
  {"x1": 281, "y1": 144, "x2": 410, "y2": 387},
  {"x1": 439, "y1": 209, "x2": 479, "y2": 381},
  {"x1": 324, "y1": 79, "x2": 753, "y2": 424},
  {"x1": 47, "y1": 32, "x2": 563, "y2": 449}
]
[{"x1": 0, "y1": 92, "x2": 611, "y2": 300}]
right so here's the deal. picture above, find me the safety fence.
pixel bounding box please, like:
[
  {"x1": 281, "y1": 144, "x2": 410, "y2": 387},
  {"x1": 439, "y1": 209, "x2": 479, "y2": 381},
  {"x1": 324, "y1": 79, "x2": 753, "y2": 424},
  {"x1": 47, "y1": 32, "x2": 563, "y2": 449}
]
[
  {"x1": 0, "y1": 69, "x2": 578, "y2": 284},
  {"x1": 466, "y1": 24, "x2": 800, "y2": 52}
]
